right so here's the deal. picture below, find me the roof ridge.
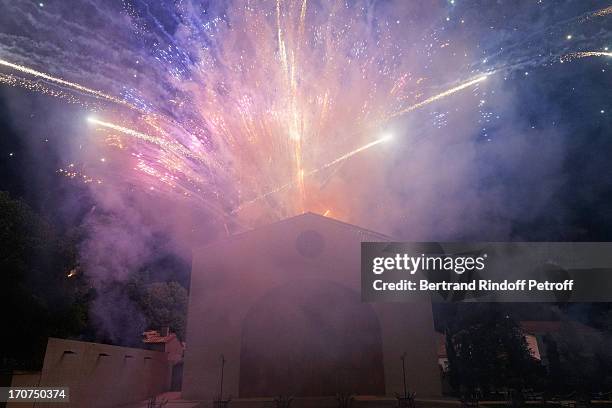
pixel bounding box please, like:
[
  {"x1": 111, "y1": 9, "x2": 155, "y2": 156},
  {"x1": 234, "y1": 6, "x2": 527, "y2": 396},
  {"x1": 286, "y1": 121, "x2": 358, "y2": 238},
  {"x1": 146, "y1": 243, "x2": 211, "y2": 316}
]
[{"x1": 196, "y1": 212, "x2": 391, "y2": 251}]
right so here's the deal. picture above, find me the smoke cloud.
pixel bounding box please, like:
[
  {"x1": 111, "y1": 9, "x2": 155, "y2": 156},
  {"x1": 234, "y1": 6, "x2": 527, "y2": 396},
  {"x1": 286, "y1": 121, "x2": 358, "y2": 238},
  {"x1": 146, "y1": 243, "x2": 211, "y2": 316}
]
[{"x1": 1, "y1": 0, "x2": 608, "y2": 342}]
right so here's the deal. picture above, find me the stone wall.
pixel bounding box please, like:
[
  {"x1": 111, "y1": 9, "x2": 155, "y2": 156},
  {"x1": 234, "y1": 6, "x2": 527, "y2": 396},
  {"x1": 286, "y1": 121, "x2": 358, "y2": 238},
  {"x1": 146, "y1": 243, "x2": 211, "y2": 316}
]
[{"x1": 7, "y1": 338, "x2": 171, "y2": 408}]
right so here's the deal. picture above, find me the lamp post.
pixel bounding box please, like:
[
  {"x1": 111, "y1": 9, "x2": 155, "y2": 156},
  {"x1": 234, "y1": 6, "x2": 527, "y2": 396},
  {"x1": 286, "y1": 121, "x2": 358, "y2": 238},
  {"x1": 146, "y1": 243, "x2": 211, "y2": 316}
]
[
  {"x1": 219, "y1": 354, "x2": 226, "y2": 400},
  {"x1": 401, "y1": 352, "x2": 407, "y2": 398}
]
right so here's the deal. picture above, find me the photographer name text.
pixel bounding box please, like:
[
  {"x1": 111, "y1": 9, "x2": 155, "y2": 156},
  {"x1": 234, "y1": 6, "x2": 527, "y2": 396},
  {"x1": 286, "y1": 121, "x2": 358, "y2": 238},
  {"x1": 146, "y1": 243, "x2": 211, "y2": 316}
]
[{"x1": 372, "y1": 279, "x2": 574, "y2": 292}]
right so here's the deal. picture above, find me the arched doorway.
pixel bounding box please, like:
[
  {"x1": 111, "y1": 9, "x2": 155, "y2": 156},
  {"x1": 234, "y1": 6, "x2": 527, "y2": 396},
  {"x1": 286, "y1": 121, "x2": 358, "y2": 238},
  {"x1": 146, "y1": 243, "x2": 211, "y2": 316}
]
[{"x1": 239, "y1": 279, "x2": 385, "y2": 397}]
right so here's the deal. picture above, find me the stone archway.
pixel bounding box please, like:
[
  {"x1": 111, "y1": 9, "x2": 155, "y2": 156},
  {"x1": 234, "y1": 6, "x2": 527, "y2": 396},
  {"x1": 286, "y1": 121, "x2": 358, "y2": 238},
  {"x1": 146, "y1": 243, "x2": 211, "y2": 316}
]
[{"x1": 239, "y1": 279, "x2": 385, "y2": 397}]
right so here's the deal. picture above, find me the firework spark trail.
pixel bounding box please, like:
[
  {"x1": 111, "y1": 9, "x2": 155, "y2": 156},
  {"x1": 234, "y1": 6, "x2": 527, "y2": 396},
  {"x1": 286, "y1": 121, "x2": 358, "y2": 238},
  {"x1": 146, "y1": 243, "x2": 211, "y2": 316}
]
[
  {"x1": 87, "y1": 116, "x2": 238, "y2": 222},
  {"x1": 87, "y1": 116, "x2": 234, "y2": 208},
  {"x1": 0, "y1": 72, "x2": 91, "y2": 106},
  {"x1": 232, "y1": 134, "x2": 392, "y2": 212},
  {"x1": 0, "y1": 58, "x2": 133, "y2": 107},
  {"x1": 479, "y1": 48, "x2": 612, "y2": 81},
  {"x1": 581, "y1": 5, "x2": 612, "y2": 21},
  {"x1": 469, "y1": 4, "x2": 612, "y2": 75},
  {"x1": 560, "y1": 51, "x2": 612, "y2": 63},
  {"x1": 309, "y1": 134, "x2": 393, "y2": 174},
  {"x1": 276, "y1": 0, "x2": 308, "y2": 210},
  {"x1": 232, "y1": 70, "x2": 491, "y2": 214},
  {"x1": 386, "y1": 75, "x2": 489, "y2": 120},
  {"x1": 87, "y1": 117, "x2": 197, "y2": 160}
]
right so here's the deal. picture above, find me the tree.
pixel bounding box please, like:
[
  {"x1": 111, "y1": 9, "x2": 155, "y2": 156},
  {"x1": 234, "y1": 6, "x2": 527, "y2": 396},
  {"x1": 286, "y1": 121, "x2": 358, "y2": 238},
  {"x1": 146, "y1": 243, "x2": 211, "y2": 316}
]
[
  {"x1": 132, "y1": 281, "x2": 188, "y2": 340},
  {"x1": 0, "y1": 191, "x2": 90, "y2": 370},
  {"x1": 550, "y1": 324, "x2": 612, "y2": 399},
  {"x1": 445, "y1": 304, "x2": 542, "y2": 398}
]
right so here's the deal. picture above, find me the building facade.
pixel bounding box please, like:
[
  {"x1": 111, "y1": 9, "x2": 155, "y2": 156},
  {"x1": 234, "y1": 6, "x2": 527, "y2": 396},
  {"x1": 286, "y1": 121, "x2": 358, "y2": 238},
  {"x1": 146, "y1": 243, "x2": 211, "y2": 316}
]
[{"x1": 183, "y1": 213, "x2": 441, "y2": 401}]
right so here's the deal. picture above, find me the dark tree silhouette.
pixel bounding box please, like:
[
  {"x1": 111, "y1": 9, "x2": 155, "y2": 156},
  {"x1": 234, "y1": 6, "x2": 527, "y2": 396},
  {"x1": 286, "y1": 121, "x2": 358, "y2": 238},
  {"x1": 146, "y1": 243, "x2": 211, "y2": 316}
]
[
  {"x1": 445, "y1": 304, "x2": 542, "y2": 399},
  {"x1": 0, "y1": 191, "x2": 90, "y2": 370},
  {"x1": 130, "y1": 280, "x2": 188, "y2": 340}
]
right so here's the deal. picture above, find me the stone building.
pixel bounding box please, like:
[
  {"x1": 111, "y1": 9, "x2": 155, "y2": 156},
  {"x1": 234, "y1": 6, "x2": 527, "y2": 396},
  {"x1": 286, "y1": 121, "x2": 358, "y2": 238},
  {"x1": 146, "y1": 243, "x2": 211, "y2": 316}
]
[{"x1": 182, "y1": 213, "x2": 441, "y2": 402}]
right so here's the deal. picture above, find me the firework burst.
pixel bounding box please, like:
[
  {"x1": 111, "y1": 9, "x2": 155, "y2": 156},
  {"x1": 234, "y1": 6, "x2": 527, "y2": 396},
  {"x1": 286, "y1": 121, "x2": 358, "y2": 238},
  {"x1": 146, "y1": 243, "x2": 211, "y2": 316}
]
[{"x1": 0, "y1": 0, "x2": 609, "y2": 230}]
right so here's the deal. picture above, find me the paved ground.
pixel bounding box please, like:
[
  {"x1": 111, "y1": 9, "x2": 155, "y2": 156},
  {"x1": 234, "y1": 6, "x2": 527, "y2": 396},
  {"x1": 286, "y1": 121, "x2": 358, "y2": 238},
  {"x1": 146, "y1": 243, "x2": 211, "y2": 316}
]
[
  {"x1": 116, "y1": 392, "x2": 200, "y2": 408},
  {"x1": 117, "y1": 395, "x2": 465, "y2": 408}
]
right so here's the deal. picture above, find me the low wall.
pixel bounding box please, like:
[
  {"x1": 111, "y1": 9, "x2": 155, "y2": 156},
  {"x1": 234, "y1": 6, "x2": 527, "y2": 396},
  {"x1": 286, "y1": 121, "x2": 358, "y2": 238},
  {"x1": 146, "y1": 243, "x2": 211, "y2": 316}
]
[
  {"x1": 8, "y1": 338, "x2": 171, "y2": 408},
  {"x1": 5, "y1": 371, "x2": 41, "y2": 408}
]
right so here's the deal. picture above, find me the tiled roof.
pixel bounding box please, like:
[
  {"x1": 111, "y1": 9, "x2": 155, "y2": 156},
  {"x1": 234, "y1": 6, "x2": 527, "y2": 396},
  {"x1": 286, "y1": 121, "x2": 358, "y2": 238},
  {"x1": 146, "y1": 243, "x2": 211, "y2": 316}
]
[
  {"x1": 519, "y1": 320, "x2": 596, "y2": 335},
  {"x1": 142, "y1": 330, "x2": 177, "y2": 344},
  {"x1": 519, "y1": 321, "x2": 563, "y2": 334}
]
